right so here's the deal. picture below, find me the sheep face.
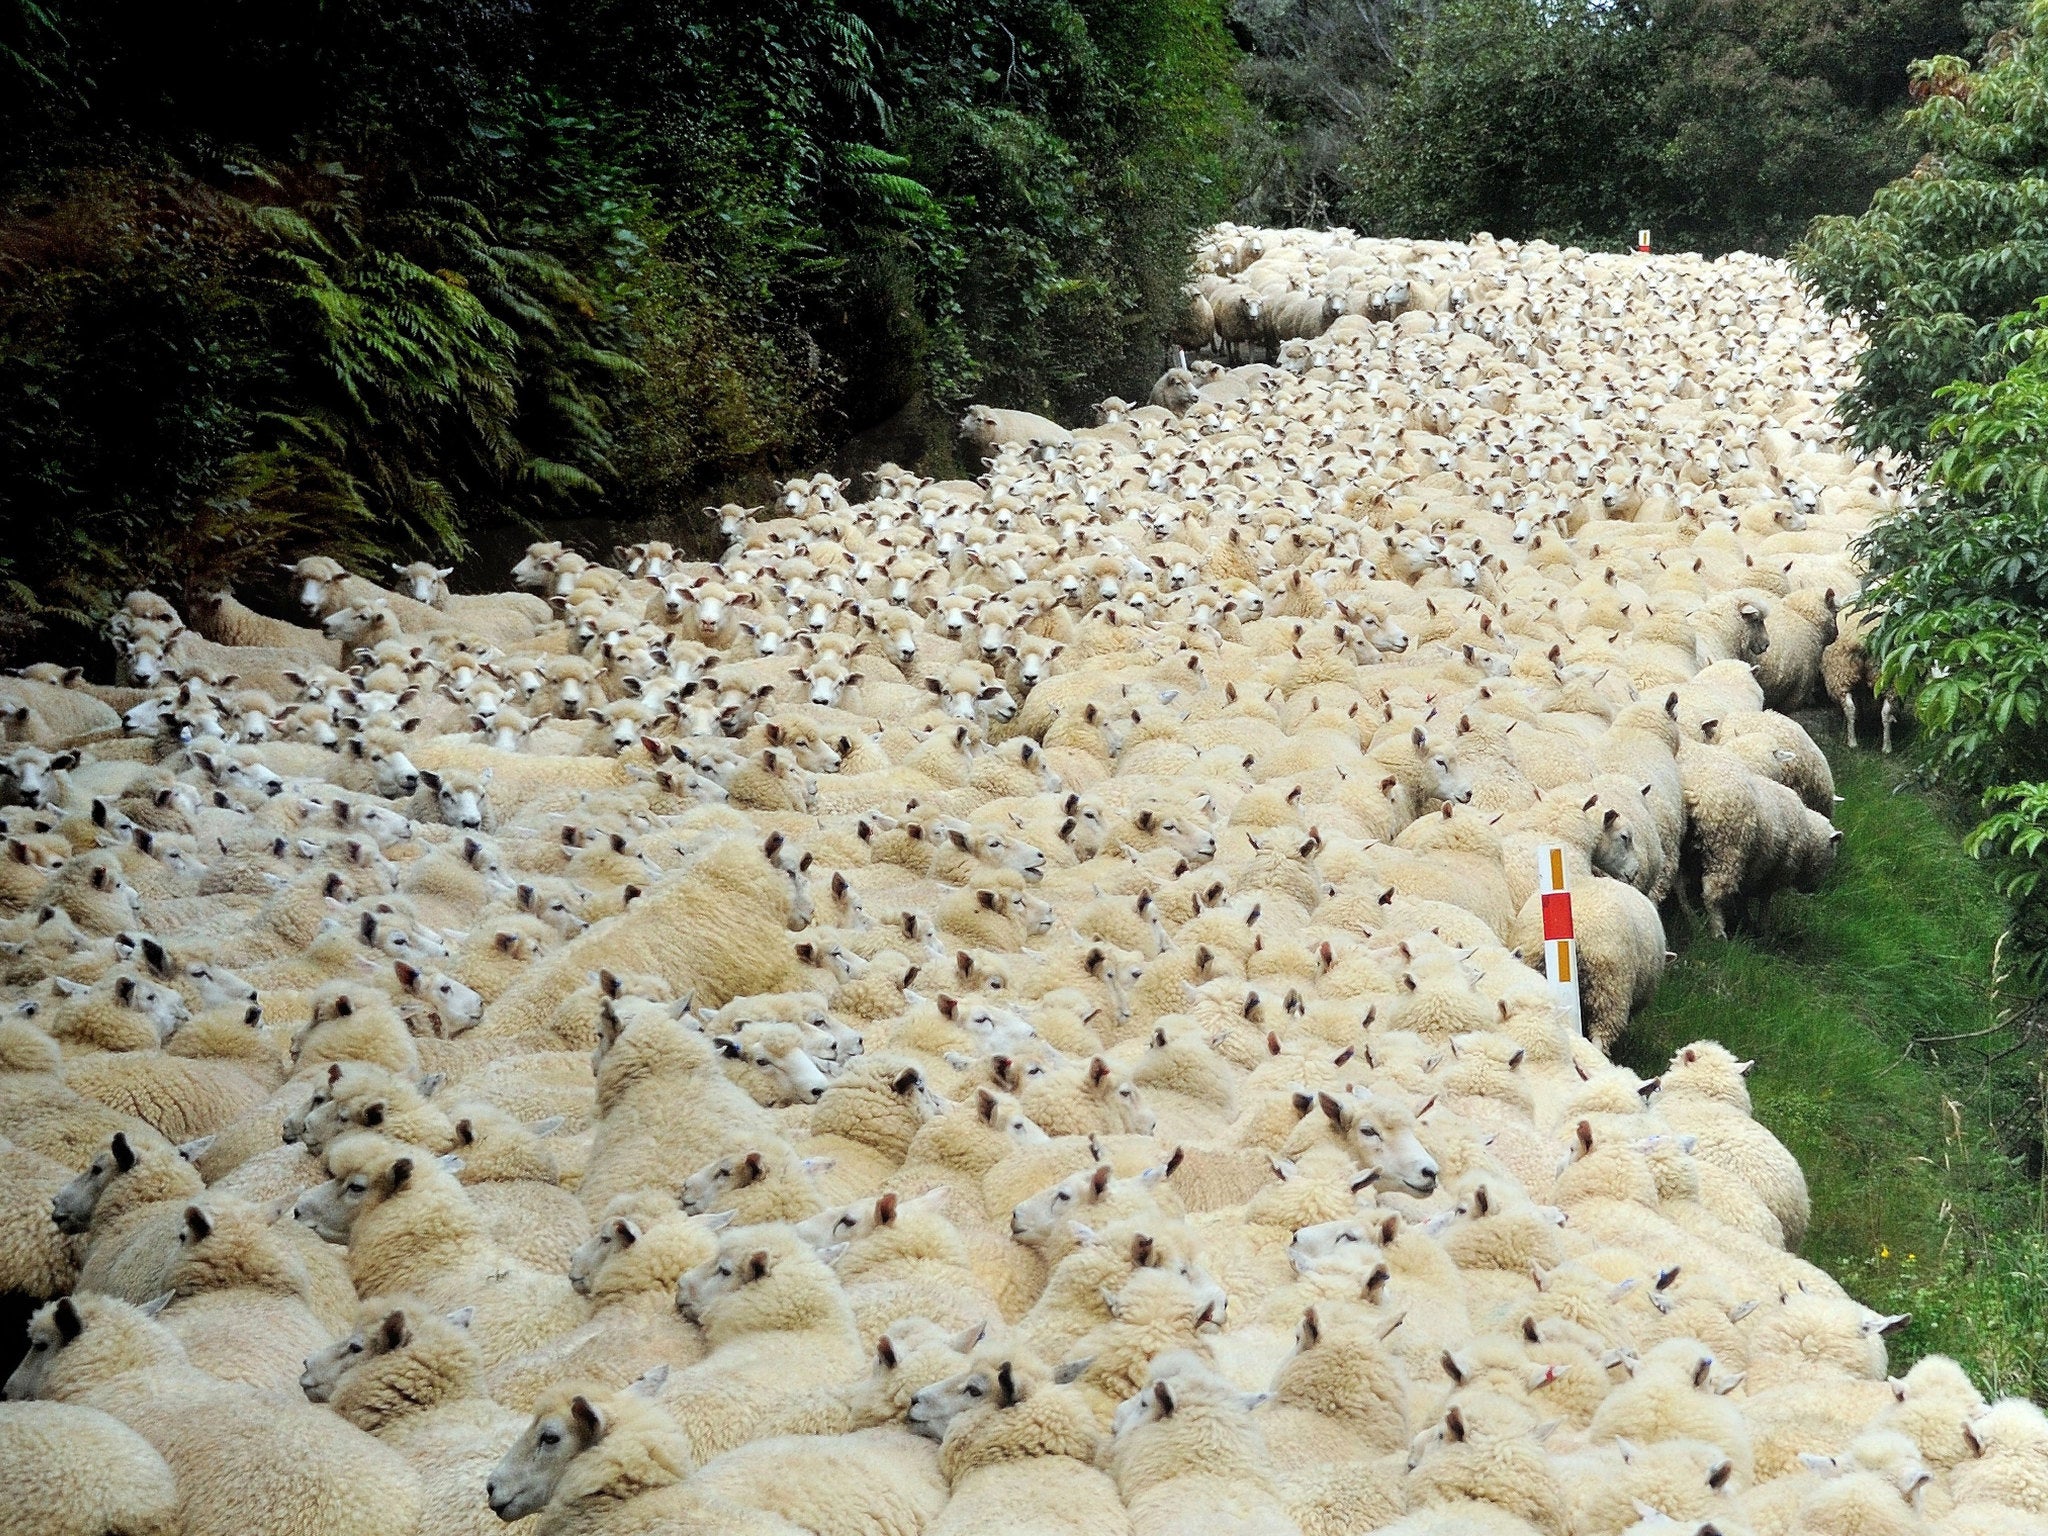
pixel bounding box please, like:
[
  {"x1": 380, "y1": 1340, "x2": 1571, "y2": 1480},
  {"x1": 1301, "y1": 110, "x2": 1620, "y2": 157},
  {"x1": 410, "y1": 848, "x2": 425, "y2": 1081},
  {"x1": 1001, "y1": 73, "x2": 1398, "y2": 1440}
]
[
  {"x1": 1010, "y1": 1163, "x2": 1118, "y2": 1246},
  {"x1": 1289, "y1": 1216, "x2": 1383, "y2": 1275},
  {"x1": 293, "y1": 1146, "x2": 424, "y2": 1243},
  {"x1": 360, "y1": 740, "x2": 421, "y2": 798},
  {"x1": 418, "y1": 768, "x2": 492, "y2": 831},
  {"x1": 50, "y1": 1131, "x2": 147, "y2": 1234},
  {"x1": 675, "y1": 1244, "x2": 775, "y2": 1321},
  {"x1": 1413, "y1": 735, "x2": 1474, "y2": 808},
  {"x1": 3, "y1": 1297, "x2": 92, "y2": 1400},
  {"x1": 1, "y1": 747, "x2": 75, "y2": 807},
  {"x1": 300, "y1": 1308, "x2": 400, "y2": 1402},
  {"x1": 488, "y1": 1395, "x2": 604, "y2": 1521},
  {"x1": 907, "y1": 1358, "x2": 1006, "y2": 1440},
  {"x1": 1590, "y1": 806, "x2": 1642, "y2": 885},
  {"x1": 1322, "y1": 1090, "x2": 1439, "y2": 1194},
  {"x1": 679, "y1": 1149, "x2": 779, "y2": 1213}
]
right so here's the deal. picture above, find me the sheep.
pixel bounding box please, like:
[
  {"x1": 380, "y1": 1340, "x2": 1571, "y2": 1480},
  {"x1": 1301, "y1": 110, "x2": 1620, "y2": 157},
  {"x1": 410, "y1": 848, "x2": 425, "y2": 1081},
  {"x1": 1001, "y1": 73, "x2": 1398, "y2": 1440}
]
[
  {"x1": 0, "y1": 233, "x2": 1898, "y2": 1536},
  {"x1": 916, "y1": 1345, "x2": 1132, "y2": 1536},
  {"x1": 292, "y1": 1131, "x2": 588, "y2": 1370},
  {"x1": 958, "y1": 406, "x2": 1073, "y2": 463},
  {"x1": 4, "y1": 1294, "x2": 424, "y2": 1536},
  {"x1": 580, "y1": 998, "x2": 787, "y2": 1210},
  {"x1": 485, "y1": 1376, "x2": 803, "y2": 1533},
  {"x1": 490, "y1": 1198, "x2": 722, "y2": 1411},
  {"x1": 0, "y1": 1399, "x2": 180, "y2": 1536},
  {"x1": 303, "y1": 1297, "x2": 533, "y2": 1536},
  {"x1": 1108, "y1": 1351, "x2": 1298, "y2": 1536},
  {"x1": 1510, "y1": 873, "x2": 1667, "y2": 1048},
  {"x1": 152, "y1": 1199, "x2": 334, "y2": 1395},
  {"x1": 664, "y1": 1224, "x2": 866, "y2": 1461}
]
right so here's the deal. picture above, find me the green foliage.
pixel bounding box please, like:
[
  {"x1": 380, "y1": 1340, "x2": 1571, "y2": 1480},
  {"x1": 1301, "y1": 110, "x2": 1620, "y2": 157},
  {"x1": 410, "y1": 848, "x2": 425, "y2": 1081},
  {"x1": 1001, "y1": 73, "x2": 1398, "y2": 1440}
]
[
  {"x1": 1796, "y1": 9, "x2": 2048, "y2": 454},
  {"x1": 1618, "y1": 745, "x2": 2048, "y2": 1395},
  {"x1": 1848, "y1": 304, "x2": 2048, "y2": 999},
  {"x1": 1338, "y1": 0, "x2": 1667, "y2": 248},
  {"x1": 0, "y1": 0, "x2": 1253, "y2": 656},
  {"x1": 1237, "y1": 0, "x2": 1970, "y2": 255}
]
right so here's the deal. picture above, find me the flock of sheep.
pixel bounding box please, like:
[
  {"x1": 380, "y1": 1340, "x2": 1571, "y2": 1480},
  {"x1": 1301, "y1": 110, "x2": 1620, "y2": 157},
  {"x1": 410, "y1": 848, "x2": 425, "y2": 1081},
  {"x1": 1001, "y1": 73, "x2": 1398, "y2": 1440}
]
[{"x1": 0, "y1": 227, "x2": 2027, "y2": 1536}]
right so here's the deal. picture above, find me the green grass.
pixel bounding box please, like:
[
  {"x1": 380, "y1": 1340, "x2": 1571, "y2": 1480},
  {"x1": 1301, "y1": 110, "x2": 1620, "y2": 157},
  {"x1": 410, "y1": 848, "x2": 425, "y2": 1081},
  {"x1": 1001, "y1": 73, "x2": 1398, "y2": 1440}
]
[{"x1": 1614, "y1": 732, "x2": 2048, "y2": 1400}]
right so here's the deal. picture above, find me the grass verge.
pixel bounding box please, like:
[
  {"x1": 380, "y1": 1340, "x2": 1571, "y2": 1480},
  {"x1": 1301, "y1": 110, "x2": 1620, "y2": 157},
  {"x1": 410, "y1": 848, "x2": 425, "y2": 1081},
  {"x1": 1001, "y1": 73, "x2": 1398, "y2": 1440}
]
[{"x1": 1614, "y1": 733, "x2": 2048, "y2": 1401}]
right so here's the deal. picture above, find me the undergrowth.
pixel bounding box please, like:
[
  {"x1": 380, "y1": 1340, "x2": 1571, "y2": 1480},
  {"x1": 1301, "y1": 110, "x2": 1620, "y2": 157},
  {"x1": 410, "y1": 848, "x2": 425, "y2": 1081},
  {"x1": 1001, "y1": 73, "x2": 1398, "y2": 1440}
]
[{"x1": 1617, "y1": 731, "x2": 2048, "y2": 1402}]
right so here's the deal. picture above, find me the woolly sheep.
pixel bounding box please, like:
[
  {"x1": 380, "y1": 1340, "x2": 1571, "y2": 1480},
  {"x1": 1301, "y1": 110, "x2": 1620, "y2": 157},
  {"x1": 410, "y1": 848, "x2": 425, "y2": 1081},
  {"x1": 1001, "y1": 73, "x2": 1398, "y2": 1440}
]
[{"x1": 4, "y1": 1294, "x2": 424, "y2": 1536}]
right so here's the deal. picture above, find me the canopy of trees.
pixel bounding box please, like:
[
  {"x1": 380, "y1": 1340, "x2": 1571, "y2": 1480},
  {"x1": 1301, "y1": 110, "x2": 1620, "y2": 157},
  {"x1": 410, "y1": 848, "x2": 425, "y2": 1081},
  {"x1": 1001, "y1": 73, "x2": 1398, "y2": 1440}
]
[
  {"x1": 1234, "y1": 0, "x2": 1977, "y2": 256},
  {"x1": 0, "y1": 0, "x2": 1250, "y2": 645}
]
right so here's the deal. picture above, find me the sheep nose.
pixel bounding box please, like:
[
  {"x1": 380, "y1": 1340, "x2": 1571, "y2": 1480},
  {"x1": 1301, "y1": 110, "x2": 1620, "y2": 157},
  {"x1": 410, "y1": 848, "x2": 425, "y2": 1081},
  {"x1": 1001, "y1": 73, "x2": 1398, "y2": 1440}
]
[{"x1": 809, "y1": 1084, "x2": 825, "y2": 1101}]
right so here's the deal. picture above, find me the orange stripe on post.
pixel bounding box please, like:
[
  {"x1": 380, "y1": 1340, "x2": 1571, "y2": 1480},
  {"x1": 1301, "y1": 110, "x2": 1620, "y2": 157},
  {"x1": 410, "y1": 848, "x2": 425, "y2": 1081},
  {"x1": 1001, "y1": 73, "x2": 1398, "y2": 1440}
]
[
  {"x1": 1547, "y1": 848, "x2": 1565, "y2": 891},
  {"x1": 1554, "y1": 941, "x2": 1572, "y2": 984}
]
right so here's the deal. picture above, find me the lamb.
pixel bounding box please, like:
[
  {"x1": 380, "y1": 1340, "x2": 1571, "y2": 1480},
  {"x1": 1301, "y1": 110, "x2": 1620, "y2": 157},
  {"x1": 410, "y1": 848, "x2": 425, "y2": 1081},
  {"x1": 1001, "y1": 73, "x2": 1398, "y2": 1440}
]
[{"x1": 4, "y1": 1294, "x2": 424, "y2": 1536}]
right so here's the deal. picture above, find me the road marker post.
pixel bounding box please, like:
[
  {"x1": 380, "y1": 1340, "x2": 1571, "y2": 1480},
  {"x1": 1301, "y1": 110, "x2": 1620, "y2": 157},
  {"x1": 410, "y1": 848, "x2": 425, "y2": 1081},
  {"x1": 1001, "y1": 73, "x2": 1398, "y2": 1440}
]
[{"x1": 1535, "y1": 844, "x2": 1584, "y2": 1037}]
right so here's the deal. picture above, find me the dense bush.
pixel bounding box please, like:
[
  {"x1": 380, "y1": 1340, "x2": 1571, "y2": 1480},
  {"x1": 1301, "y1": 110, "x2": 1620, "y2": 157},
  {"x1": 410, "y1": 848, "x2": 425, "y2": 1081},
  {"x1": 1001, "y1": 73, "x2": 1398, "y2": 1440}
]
[
  {"x1": 0, "y1": 0, "x2": 1253, "y2": 656},
  {"x1": 1797, "y1": 7, "x2": 2048, "y2": 1007},
  {"x1": 1849, "y1": 310, "x2": 2048, "y2": 999},
  {"x1": 1797, "y1": 8, "x2": 2048, "y2": 454},
  {"x1": 1236, "y1": 0, "x2": 1972, "y2": 257}
]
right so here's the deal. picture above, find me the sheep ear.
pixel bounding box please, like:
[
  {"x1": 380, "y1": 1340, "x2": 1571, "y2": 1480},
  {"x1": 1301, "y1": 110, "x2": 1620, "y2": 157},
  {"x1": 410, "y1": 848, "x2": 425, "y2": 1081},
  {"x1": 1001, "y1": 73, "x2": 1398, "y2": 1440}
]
[
  {"x1": 138, "y1": 1292, "x2": 174, "y2": 1319},
  {"x1": 528, "y1": 1115, "x2": 566, "y2": 1138},
  {"x1": 183, "y1": 1205, "x2": 212, "y2": 1242},
  {"x1": 111, "y1": 1131, "x2": 137, "y2": 1172},
  {"x1": 177, "y1": 1134, "x2": 216, "y2": 1164},
  {"x1": 744, "y1": 1250, "x2": 773, "y2": 1281}
]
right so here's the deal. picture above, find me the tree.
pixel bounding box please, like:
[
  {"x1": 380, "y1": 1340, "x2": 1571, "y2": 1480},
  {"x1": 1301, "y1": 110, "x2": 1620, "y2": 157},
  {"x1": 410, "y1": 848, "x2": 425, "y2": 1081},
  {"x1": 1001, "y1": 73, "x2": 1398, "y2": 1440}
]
[{"x1": 1797, "y1": 14, "x2": 2048, "y2": 455}]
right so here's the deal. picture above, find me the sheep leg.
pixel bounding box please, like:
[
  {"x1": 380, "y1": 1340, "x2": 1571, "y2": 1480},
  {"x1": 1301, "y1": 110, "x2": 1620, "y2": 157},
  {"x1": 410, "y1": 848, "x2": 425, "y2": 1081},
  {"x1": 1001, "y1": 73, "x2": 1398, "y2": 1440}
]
[
  {"x1": 1840, "y1": 691, "x2": 1857, "y2": 750},
  {"x1": 1700, "y1": 862, "x2": 1738, "y2": 941},
  {"x1": 1880, "y1": 695, "x2": 1896, "y2": 754}
]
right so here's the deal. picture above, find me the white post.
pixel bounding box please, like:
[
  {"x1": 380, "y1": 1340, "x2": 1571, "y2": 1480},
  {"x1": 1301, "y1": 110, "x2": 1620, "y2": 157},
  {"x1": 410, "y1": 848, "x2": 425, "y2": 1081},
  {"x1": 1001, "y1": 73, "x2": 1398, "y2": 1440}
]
[{"x1": 1535, "y1": 845, "x2": 1584, "y2": 1037}]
